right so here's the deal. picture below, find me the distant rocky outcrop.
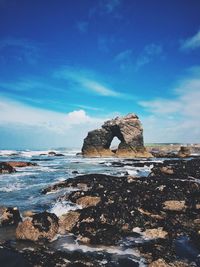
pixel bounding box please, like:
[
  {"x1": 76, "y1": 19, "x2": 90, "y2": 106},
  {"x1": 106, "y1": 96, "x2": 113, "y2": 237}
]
[
  {"x1": 0, "y1": 162, "x2": 16, "y2": 174},
  {"x1": 82, "y1": 113, "x2": 152, "y2": 157}
]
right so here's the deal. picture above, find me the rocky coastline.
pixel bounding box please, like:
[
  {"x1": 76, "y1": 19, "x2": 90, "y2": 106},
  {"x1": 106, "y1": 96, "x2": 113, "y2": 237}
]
[{"x1": 0, "y1": 155, "x2": 200, "y2": 266}]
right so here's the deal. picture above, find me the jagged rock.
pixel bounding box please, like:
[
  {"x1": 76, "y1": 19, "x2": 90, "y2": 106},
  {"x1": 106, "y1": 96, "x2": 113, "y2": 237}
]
[
  {"x1": 59, "y1": 211, "x2": 80, "y2": 234},
  {"x1": 143, "y1": 228, "x2": 168, "y2": 239},
  {"x1": 0, "y1": 206, "x2": 21, "y2": 226},
  {"x1": 178, "y1": 146, "x2": 191, "y2": 158},
  {"x1": 76, "y1": 196, "x2": 101, "y2": 208},
  {"x1": 0, "y1": 162, "x2": 16, "y2": 174},
  {"x1": 16, "y1": 212, "x2": 59, "y2": 241},
  {"x1": 82, "y1": 113, "x2": 152, "y2": 157},
  {"x1": 149, "y1": 259, "x2": 170, "y2": 267}
]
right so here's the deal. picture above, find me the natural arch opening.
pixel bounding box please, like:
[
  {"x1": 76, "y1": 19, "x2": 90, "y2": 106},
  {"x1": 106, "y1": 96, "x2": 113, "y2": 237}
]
[{"x1": 110, "y1": 136, "x2": 121, "y2": 153}]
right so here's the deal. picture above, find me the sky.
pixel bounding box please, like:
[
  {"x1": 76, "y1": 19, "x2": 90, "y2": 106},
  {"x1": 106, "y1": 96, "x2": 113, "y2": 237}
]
[{"x1": 0, "y1": 0, "x2": 200, "y2": 149}]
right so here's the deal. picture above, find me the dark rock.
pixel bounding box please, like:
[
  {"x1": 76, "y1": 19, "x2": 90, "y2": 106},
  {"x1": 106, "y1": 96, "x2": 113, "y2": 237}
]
[
  {"x1": 0, "y1": 162, "x2": 16, "y2": 174},
  {"x1": 82, "y1": 113, "x2": 152, "y2": 157},
  {"x1": 0, "y1": 206, "x2": 21, "y2": 227},
  {"x1": 72, "y1": 170, "x2": 79, "y2": 174},
  {"x1": 54, "y1": 153, "x2": 64, "y2": 157},
  {"x1": 178, "y1": 146, "x2": 191, "y2": 158},
  {"x1": 16, "y1": 212, "x2": 59, "y2": 241},
  {"x1": 48, "y1": 151, "x2": 57, "y2": 156}
]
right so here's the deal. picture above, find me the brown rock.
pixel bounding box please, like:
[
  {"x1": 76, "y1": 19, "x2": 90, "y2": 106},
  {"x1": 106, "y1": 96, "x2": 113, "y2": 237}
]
[
  {"x1": 0, "y1": 162, "x2": 16, "y2": 174},
  {"x1": 77, "y1": 235, "x2": 91, "y2": 244},
  {"x1": 59, "y1": 211, "x2": 80, "y2": 234},
  {"x1": 178, "y1": 146, "x2": 191, "y2": 158},
  {"x1": 160, "y1": 166, "x2": 174, "y2": 175},
  {"x1": 82, "y1": 113, "x2": 152, "y2": 158},
  {"x1": 163, "y1": 200, "x2": 186, "y2": 211},
  {"x1": 149, "y1": 259, "x2": 170, "y2": 267},
  {"x1": 16, "y1": 212, "x2": 58, "y2": 241},
  {"x1": 7, "y1": 161, "x2": 37, "y2": 168},
  {"x1": 143, "y1": 228, "x2": 168, "y2": 239},
  {"x1": 76, "y1": 196, "x2": 101, "y2": 208},
  {"x1": 22, "y1": 211, "x2": 36, "y2": 217}
]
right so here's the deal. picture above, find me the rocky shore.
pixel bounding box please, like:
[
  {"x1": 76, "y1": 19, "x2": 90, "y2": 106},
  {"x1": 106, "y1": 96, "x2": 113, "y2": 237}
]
[{"x1": 0, "y1": 156, "x2": 200, "y2": 266}]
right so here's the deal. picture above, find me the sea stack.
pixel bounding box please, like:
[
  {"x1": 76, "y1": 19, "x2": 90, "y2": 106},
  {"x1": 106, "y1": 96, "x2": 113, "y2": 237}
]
[{"x1": 82, "y1": 113, "x2": 152, "y2": 157}]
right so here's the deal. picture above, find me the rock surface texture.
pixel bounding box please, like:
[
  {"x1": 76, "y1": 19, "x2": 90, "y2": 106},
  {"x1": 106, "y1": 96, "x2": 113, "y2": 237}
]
[{"x1": 82, "y1": 113, "x2": 152, "y2": 157}]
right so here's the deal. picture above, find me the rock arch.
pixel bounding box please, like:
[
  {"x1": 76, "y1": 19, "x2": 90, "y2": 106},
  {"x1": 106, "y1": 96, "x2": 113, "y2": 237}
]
[{"x1": 82, "y1": 113, "x2": 152, "y2": 157}]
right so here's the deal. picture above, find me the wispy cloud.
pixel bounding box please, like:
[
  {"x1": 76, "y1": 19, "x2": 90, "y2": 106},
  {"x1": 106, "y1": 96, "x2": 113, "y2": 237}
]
[
  {"x1": 180, "y1": 29, "x2": 200, "y2": 51},
  {"x1": 76, "y1": 21, "x2": 89, "y2": 34},
  {"x1": 71, "y1": 104, "x2": 103, "y2": 111},
  {"x1": 0, "y1": 37, "x2": 40, "y2": 64},
  {"x1": 114, "y1": 44, "x2": 163, "y2": 72},
  {"x1": 139, "y1": 66, "x2": 200, "y2": 143},
  {"x1": 89, "y1": 0, "x2": 122, "y2": 18},
  {"x1": 55, "y1": 66, "x2": 132, "y2": 99},
  {"x1": 102, "y1": 0, "x2": 121, "y2": 14},
  {"x1": 135, "y1": 43, "x2": 163, "y2": 70},
  {"x1": 97, "y1": 36, "x2": 117, "y2": 53},
  {"x1": 114, "y1": 49, "x2": 133, "y2": 71}
]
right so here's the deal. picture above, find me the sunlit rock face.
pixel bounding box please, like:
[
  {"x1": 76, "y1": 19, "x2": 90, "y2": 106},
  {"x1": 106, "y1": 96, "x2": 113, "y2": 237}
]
[{"x1": 82, "y1": 113, "x2": 152, "y2": 157}]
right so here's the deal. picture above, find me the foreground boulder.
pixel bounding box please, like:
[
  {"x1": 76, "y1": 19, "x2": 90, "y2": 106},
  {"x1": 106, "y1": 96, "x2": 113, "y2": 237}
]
[
  {"x1": 0, "y1": 162, "x2": 16, "y2": 174},
  {"x1": 0, "y1": 206, "x2": 21, "y2": 227},
  {"x1": 16, "y1": 212, "x2": 59, "y2": 241},
  {"x1": 82, "y1": 113, "x2": 152, "y2": 157}
]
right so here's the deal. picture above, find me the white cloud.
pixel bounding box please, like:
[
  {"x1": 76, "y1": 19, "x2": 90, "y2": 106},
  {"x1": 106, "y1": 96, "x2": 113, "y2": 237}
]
[
  {"x1": 139, "y1": 67, "x2": 200, "y2": 143},
  {"x1": 180, "y1": 30, "x2": 200, "y2": 51},
  {"x1": 0, "y1": 97, "x2": 105, "y2": 149},
  {"x1": 55, "y1": 66, "x2": 131, "y2": 98}
]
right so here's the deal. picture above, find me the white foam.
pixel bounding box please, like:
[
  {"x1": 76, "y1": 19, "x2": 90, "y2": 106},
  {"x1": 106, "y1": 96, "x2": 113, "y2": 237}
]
[
  {"x1": 60, "y1": 241, "x2": 145, "y2": 264},
  {"x1": 0, "y1": 150, "x2": 19, "y2": 156},
  {"x1": 49, "y1": 201, "x2": 82, "y2": 217},
  {"x1": 0, "y1": 182, "x2": 24, "y2": 192}
]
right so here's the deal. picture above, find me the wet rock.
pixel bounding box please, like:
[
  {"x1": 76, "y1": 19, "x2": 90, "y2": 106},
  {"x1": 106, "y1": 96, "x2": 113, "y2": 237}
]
[
  {"x1": 149, "y1": 259, "x2": 169, "y2": 267},
  {"x1": 54, "y1": 153, "x2": 64, "y2": 157},
  {"x1": 178, "y1": 146, "x2": 191, "y2": 158},
  {"x1": 72, "y1": 170, "x2": 79, "y2": 174},
  {"x1": 0, "y1": 206, "x2": 21, "y2": 227},
  {"x1": 59, "y1": 211, "x2": 80, "y2": 234},
  {"x1": 149, "y1": 158, "x2": 200, "y2": 179},
  {"x1": 163, "y1": 201, "x2": 186, "y2": 211},
  {"x1": 143, "y1": 228, "x2": 168, "y2": 239},
  {"x1": 16, "y1": 212, "x2": 59, "y2": 241},
  {"x1": 0, "y1": 162, "x2": 16, "y2": 174},
  {"x1": 48, "y1": 151, "x2": 57, "y2": 156},
  {"x1": 22, "y1": 210, "x2": 36, "y2": 217},
  {"x1": 151, "y1": 151, "x2": 177, "y2": 158},
  {"x1": 76, "y1": 196, "x2": 101, "y2": 208},
  {"x1": 82, "y1": 113, "x2": 152, "y2": 158},
  {"x1": 48, "y1": 151, "x2": 64, "y2": 157},
  {"x1": 6, "y1": 161, "x2": 38, "y2": 167}
]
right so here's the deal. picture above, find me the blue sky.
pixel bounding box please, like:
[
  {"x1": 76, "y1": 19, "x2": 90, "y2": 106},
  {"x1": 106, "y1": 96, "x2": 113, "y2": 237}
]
[{"x1": 0, "y1": 0, "x2": 200, "y2": 149}]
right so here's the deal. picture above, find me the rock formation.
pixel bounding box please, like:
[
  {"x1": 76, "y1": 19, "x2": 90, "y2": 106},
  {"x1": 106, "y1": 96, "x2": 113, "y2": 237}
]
[
  {"x1": 16, "y1": 212, "x2": 59, "y2": 241},
  {"x1": 0, "y1": 206, "x2": 21, "y2": 226},
  {"x1": 82, "y1": 113, "x2": 152, "y2": 157}
]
